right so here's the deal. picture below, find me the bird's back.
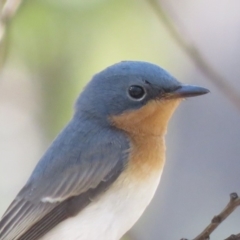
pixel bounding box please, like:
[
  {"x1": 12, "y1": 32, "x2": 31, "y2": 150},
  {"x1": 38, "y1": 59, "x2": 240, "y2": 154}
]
[{"x1": 0, "y1": 116, "x2": 130, "y2": 240}]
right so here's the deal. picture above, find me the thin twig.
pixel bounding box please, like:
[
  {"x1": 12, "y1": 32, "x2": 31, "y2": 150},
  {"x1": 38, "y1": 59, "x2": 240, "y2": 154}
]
[
  {"x1": 146, "y1": 0, "x2": 240, "y2": 111},
  {"x1": 0, "y1": 0, "x2": 22, "y2": 68},
  {"x1": 180, "y1": 193, "x2": 240, "y2": 240},
  {"x1": 0, "y1": 0, "x2": 22, "y2": 45},
  {"x1": 225, "y1": 233, "x2": 240, "y2": 240}
]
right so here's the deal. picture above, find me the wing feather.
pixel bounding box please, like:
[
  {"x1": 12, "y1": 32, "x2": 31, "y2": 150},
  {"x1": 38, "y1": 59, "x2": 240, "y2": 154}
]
[{"x1": 0, "y1": 121, "x2": 129, "y2": 240}]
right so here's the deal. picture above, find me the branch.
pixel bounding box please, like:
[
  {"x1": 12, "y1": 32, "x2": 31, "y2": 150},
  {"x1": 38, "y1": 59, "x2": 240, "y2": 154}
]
[
  {"x1": 225, "y1": 233, "x2": 240, "y2": 240},
  {"x1": 180, "y1": 193, "x2": 240, "y2": 240},
  {"x1": 0, "y1": 0, "x2": 22, "y2": 68},
  {"x1": 146, "y1": 0, "x2": 240, "y2": 112},
  {"x1": 0, "y1": 0, "x2": 22, "y2": 45}
]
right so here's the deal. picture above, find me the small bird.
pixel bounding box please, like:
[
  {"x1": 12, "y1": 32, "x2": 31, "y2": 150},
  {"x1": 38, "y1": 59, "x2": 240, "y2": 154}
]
[{"x1": 0, "y1": 61, "x2": 209, "y2": 240}]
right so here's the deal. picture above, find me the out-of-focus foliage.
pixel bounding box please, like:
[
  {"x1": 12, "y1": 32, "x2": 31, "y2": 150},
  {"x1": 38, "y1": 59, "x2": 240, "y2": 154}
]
[{"x1": 7, "y1": 0, "x2": 171, "y2": 138}]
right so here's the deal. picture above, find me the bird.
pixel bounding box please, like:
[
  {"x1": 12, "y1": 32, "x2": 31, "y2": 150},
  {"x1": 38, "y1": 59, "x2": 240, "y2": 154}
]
[{"x1": 0, "y1": 61, "x2": 209, "y2": 240}]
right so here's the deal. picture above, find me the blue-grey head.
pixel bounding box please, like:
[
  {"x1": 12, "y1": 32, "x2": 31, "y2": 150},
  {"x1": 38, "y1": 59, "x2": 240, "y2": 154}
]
[{"x1": 75, "y1": 61, "x2": 209, "y2": 135}]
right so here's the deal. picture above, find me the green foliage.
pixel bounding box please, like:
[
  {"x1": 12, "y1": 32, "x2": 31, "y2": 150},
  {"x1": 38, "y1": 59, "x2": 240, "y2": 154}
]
[{"x1": 7, "y1": 0, "x2": 171, "y2": 139}]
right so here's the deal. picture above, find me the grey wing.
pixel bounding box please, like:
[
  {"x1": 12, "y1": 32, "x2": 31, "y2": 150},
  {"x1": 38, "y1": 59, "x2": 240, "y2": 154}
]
[{"x1": 0, "y1": 122, "x2": 129, "y2": 240}]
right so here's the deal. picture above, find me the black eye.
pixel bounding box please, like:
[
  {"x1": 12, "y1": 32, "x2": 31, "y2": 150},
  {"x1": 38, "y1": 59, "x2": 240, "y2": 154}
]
[{"x1": 128, "y1": 85, "x2": 146, "y2": 100}]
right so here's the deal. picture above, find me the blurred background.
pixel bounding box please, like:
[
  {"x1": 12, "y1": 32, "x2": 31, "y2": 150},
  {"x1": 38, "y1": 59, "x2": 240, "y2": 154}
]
[{"x1": 0, "y1": 0, "x2": 240, "y2": 239}]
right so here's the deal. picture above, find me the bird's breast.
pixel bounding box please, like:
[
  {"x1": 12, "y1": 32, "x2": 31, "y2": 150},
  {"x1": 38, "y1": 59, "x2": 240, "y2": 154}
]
[{"x1": 41, "y1": 137, "x2": 165, "y2": 240}]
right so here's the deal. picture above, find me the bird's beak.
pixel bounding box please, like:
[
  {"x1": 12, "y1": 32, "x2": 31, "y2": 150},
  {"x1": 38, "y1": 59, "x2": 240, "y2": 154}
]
[{"x1": 166, "y1": 84, "x2": 210, "y2": 99}]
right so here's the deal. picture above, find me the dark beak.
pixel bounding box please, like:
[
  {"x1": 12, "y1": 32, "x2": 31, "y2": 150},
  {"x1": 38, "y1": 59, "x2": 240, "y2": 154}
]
[{"x1": 167, "y1": 84, "x2": 210, "y2": 99}]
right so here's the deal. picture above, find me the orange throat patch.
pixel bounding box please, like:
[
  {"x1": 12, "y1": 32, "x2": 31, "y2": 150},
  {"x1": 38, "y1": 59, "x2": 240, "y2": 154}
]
[{"x1": 111, "y1": 99, "x2": 181, "y2": 179}]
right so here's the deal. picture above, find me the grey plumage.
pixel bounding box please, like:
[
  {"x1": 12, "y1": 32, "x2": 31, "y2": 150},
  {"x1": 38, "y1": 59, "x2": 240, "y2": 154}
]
[
  {"x1": 76, "y1": 61, "x2": 181, "y2": 118},
  {"x1": 0, "y1": 116, "x2": 129, "y2": 240}
]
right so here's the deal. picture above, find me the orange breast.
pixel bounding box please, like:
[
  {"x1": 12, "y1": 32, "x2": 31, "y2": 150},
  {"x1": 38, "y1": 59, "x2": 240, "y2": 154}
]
[
  {"x1": 111, "y1": 99, "x2": 180, "y2": 180},
  {"x1": 126, "y1": 135, "x2": 165, "y2": 180}
]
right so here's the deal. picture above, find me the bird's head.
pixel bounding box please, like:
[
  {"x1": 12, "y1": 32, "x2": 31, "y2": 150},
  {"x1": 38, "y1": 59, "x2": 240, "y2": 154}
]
[{"x1": 76, "y1": 61, "x2": 209, "y2": 136}]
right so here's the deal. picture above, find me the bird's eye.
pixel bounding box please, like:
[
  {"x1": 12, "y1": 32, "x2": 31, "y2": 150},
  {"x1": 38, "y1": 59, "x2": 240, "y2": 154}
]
[{"x1": 128, "y1": 85, "x2": 146, "y2": 100}]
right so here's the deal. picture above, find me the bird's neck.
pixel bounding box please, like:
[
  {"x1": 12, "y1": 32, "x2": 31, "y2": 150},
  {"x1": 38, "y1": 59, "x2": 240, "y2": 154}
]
[{"x1": 111, "y1": 99, "x2": 181, "y2": 137}]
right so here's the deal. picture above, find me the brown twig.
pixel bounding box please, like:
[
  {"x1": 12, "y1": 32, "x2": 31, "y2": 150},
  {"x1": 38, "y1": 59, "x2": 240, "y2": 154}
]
[
  {"x1": 180, "y1": 193, "x2": 240, "y2": 240},
  {"x1": 146, "y1": 0, "x2": 240, "y2": 111},
  {"x1": 0, "y1": 0, "x2": 22, "y2": 44},
  {"x1": 225, "y1": 233, "x2": 240, "y2": 240},
  {"x1": 0, "y1": 0, "x2": 22, "y2": 68}
]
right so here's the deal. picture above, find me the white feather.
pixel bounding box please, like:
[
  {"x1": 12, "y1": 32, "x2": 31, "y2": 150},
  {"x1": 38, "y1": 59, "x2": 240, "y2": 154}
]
[{"x1": 40, "y1": 169, "x2": 162, "y2": 240}]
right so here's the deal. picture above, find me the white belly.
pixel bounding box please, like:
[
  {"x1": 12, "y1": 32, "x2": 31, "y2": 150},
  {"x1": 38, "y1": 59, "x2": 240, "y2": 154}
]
[{"x1": 40, "y1": 169, "x2": 162, "y2": 240}]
